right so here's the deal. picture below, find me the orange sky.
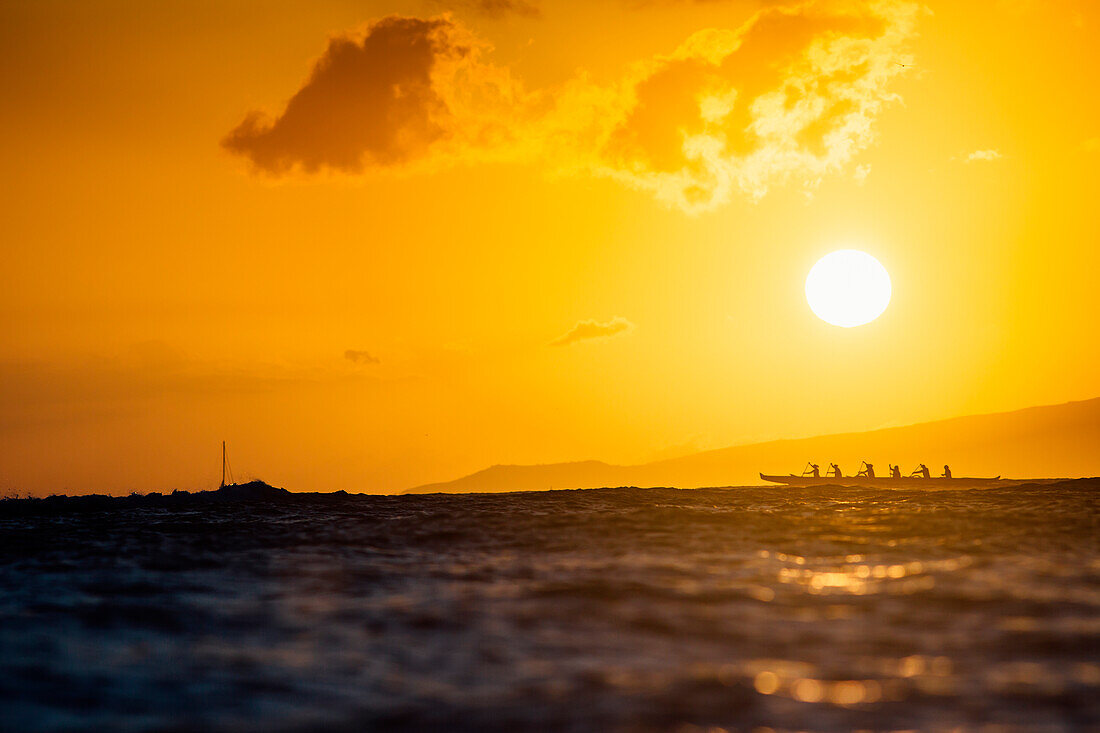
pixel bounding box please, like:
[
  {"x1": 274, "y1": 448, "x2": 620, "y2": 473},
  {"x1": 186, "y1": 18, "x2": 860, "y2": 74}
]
[{"x1": 2, "y1": 0, "x2": 1099, "y2": 494}]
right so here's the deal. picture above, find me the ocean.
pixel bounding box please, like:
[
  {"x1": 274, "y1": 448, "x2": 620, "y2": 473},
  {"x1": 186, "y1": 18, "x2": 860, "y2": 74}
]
[{"x1": 1, "y1": 481, "x2": 1098, "y2": 732}]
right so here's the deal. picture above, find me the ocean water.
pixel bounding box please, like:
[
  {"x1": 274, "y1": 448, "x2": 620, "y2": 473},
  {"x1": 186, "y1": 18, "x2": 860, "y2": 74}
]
[{"x1": 1, "y1": 482, "x2": 1098, "y2": 732}]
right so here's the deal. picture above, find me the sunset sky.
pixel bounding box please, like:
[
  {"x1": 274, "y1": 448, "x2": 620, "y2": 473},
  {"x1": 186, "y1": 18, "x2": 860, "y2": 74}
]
[{"x1": 2, "y1": 0, "x2": 1099, "y2": 494}]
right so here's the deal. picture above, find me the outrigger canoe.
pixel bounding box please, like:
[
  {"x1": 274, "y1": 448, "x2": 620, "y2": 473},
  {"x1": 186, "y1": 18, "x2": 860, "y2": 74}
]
[{"x1": 760, "y1": 473, "x2": 1002, "y2": 487}]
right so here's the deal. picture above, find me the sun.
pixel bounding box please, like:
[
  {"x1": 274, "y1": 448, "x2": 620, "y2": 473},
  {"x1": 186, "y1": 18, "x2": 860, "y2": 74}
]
[{"x1": 805, "y1": 250, "x2": 892, "y2": 328}]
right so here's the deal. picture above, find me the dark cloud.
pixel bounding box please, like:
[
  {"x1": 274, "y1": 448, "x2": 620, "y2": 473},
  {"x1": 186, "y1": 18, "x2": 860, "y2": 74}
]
[
  {"x1": 427, "y1": 0, "x2": 540, "y2": 18},
  {"x1": 345, "y1": 350, "x2": 381, "y2": 365},
  {"x1": 223, "y1": 16, "x2": 469, "y2": 173},
  {"x1": 550, "y1": 317, "x2": 633, "y2": 346}
]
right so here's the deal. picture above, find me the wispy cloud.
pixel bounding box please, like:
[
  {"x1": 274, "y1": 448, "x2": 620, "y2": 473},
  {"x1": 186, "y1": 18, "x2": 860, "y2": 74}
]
[
  {"x1": 426, "y1": 0, "x2": 540, "y2": 18},
  {"x1": 966, "y1": 149, "x2": 1002, "y2": 163},
  {"x1": 586, "y1": 2, "x2": 920, "y2": 212},
  {"x1": 550, "y1": 317, "x2": 634, "y2": 346},
  {"x1": 0, "y1": 344, "x2": 405, "y2": 435},
  {"x1": 225, "y1": 2, "x2": 921, "y2": 212},
  {"x1": 345, "y1": 349, "x2": 381, "y2": 365}
]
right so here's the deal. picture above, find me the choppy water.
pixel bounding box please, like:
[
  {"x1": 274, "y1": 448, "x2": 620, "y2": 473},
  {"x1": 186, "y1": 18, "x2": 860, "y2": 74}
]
[{"x1": 1, "y1": 481, "x2": 1098, "y2": 732}]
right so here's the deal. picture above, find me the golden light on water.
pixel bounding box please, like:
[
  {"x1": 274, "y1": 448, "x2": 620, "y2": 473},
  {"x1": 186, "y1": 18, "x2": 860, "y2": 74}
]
[
  {"x1": 753, "y1": 671, "x2": 780, "y2": 695},
  {"x1": 754, "y1": 669, "x2": 888, "y2": 706},
  {"x1": 791, "y1": 678, "x2": 825, "y2": 703}
]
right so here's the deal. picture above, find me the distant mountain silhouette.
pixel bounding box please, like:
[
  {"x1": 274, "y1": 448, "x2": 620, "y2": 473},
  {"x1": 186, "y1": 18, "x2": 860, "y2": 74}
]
[{"x1": 405, "y1": 397, "x2": 1100, "y2": 493}]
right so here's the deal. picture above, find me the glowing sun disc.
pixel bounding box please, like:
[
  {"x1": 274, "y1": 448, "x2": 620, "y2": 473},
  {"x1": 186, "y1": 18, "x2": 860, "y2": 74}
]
[{"x1": 805, "y1": 250, "x2": 891, "y2": 328}]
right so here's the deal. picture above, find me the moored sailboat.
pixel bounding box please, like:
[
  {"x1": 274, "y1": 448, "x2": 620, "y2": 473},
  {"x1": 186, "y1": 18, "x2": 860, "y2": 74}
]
[{"x1": 220, "y1": 441, "x2": 235, "y2": 488}]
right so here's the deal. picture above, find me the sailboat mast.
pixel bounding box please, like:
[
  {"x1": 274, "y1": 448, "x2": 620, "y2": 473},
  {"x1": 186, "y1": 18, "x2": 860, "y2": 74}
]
[{"x1": 221, "y1": 441, "x2": 226, "y2": 488}]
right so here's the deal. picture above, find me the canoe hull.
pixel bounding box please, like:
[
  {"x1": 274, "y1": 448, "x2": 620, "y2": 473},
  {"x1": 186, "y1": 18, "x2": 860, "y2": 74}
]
[{"x1": 759, "y1": 473, "x2": 1002, "y2": 487}]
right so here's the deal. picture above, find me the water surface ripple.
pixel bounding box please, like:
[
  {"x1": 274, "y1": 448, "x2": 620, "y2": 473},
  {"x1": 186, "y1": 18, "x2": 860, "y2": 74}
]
[{"x1": 1, "y1": 482, "x2": 1098, "y2": 732}]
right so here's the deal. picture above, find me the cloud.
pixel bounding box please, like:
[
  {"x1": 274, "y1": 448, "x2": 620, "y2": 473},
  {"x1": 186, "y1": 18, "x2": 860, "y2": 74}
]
[
  {"x1": 0, "y1": 353, "x2": 319, "y2": 433},
  {"x1": 226, "y1": 2, "x2": 920, "y2": 212},
  {"x1": 0, "y1": 345, "x2": 406, "y2": 435},
  {"x1": 223, "y1": 16, "x2": 522, "y2": 174},
  {"x1": 590, "y1": 1, "x2": 920, "y2": 211},
  {"x1": 345, "y1": 349, "x2": 381, "y2": 365},
  {"x1": 966, "y1": 149, "x2": 1002, "y2": 162},
  {"x1": 426, "y1": 0, "x2": 540, "y2": 18},
  {"x1": 550, "y1": 317, "x2": 634, "y2": 346}
]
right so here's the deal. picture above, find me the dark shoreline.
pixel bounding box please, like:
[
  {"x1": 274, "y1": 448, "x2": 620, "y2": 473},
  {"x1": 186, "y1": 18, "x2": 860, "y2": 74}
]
[
  {"x1": 0, "y1": 480, "x2": 350, "y2": 517},
  {"x1": 1, "y1": 477, "x2": 1096, "y2": 517}
]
